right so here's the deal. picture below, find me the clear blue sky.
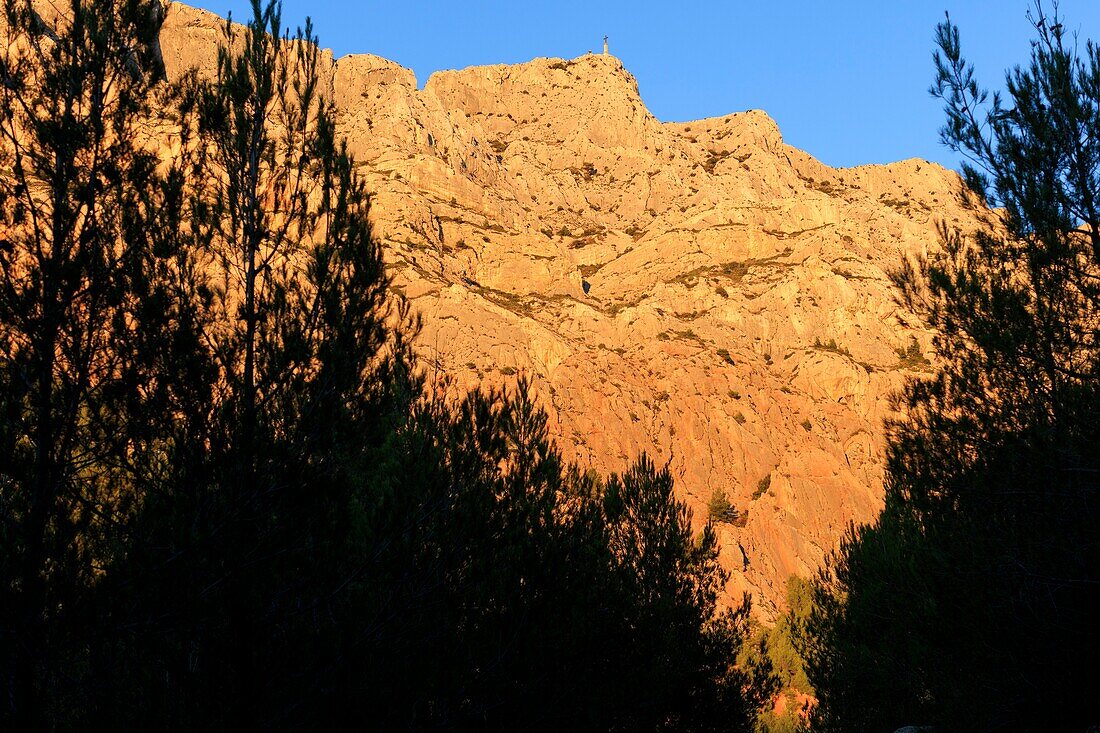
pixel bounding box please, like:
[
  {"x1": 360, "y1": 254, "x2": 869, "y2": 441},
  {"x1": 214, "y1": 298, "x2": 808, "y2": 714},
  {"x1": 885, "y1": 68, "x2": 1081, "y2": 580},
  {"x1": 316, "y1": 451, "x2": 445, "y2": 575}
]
[{"x1": 186, "y1": 0, "x2": 1100, "y2": 170}]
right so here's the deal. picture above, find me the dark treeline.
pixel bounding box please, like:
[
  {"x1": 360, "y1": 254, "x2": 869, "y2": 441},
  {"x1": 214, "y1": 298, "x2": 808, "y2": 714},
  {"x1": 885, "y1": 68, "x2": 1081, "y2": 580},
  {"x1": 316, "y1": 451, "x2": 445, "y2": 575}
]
[
  {"x1": 800, "y1": 5, "x2": 1100, "y2": 733},
  {"x1": 7, "y1": 0, "x2": 1098, "y2": 731},
  {"x1": 0, "y1": 1, "x2": 776, "y2": 730}
]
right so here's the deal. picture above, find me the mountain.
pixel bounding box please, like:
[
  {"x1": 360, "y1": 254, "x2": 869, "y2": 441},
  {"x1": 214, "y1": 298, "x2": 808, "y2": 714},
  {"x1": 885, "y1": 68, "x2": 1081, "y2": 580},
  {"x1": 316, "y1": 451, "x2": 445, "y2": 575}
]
[{"x1": 159, "y1": 3, "x2": 986, "y2": 616}]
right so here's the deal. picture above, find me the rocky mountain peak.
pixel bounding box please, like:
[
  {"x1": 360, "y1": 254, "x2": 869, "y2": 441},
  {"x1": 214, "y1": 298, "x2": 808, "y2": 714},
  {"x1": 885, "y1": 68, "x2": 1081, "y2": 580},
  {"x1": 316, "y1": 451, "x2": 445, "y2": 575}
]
[{"x1": 152, "y1": 3, "x2": 989, "y2": 615}]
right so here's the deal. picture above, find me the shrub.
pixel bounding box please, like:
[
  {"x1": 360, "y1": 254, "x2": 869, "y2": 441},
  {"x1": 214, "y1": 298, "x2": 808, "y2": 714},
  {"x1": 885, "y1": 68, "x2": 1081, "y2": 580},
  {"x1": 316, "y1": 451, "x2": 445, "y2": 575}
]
[
  {"x1": 752, "y1": 474, "x2": 772, "y2": 500},
  {"x1": 813, "y1": 337, "x2": 850, "y2": 356},
  {"x1": 708, "y1": 489, "x2": 739, "y2": 524},
  {"x1": 895, "y1": 336, "x2": 931, "y2": 369}
]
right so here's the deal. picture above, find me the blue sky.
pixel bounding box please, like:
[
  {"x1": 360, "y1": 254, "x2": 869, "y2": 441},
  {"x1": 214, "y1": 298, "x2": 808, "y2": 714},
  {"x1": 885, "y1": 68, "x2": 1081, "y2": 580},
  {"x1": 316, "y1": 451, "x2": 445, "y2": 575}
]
[{"x1": 186, "y1": 1, "x2": 1100, "y2": 170}]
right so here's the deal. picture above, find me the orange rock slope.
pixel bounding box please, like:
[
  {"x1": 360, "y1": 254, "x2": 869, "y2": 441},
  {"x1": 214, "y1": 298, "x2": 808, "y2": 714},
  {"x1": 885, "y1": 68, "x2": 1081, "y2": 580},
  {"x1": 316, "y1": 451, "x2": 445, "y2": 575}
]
[{"x1": 159, "y1": 4, "x2": 983, "y2": 616}]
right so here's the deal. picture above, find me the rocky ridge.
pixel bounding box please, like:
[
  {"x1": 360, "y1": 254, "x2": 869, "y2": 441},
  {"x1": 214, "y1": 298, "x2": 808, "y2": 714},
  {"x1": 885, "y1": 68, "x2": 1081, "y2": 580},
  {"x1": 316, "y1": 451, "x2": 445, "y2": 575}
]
[{"x1": 158, "y1": 4, "x2": 986, "y2": 616}]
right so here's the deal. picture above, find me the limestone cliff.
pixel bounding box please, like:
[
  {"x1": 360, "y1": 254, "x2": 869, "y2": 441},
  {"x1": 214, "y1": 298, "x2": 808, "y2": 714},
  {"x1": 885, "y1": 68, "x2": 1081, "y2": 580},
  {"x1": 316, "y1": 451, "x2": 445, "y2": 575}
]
[{"x1": 158, "y1": 4, "x2": 986, "y2": 617}]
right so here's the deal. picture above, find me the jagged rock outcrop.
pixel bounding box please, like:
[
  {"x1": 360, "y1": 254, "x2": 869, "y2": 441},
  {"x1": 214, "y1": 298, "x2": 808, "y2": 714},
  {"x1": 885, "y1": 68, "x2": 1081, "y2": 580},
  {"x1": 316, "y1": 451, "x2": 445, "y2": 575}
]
[{"x1": 156, "y1": 4, "x2": 986, "y2": 616}]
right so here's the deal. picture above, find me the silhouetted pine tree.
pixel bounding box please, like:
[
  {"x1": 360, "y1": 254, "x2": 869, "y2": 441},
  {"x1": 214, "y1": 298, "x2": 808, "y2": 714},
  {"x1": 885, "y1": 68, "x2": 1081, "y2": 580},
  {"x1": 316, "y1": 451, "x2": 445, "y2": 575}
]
[
  {"x1": 94, "y1": 1, "x2": 419, "y2": 727},
  {"x1": 372, "y1": 384, "x2": 774, "y2": 731},
  {"x1": 803, "y1": 5, "x2": 1100, "y2": 731},
  {"x1": 0, "y1": 0, "x2": 177, "y2": 726}
]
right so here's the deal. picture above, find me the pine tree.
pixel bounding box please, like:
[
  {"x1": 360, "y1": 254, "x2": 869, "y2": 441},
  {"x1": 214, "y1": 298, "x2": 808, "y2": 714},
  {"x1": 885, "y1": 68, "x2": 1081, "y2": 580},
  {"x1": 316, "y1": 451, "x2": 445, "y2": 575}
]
[
  {"x1": 95, "y1": 1, "x2": 420, "y2": 726},
  {"x1": 0, "y1": 0, "x2": 175, "y2": 726},
  {"x1": 803, "y1": 4, "x2": 1100, "y2": 730},
  {"x1": 380, "y1": 385, "x2": 775, "y2": 731}
]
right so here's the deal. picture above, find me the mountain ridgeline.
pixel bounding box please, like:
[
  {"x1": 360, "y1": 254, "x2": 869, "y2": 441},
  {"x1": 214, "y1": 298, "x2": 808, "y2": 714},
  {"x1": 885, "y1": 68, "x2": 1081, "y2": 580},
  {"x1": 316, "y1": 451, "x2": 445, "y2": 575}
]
[{"x1": 155, "y1": 3, "x2": 989, "y2": 616}]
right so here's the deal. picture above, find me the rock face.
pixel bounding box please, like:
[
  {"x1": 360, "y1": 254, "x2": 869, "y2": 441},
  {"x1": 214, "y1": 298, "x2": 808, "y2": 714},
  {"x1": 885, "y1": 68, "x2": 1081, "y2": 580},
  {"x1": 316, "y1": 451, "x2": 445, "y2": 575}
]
[{"x1": 158, "y1": 4, "x2": 984, "y2": 617}]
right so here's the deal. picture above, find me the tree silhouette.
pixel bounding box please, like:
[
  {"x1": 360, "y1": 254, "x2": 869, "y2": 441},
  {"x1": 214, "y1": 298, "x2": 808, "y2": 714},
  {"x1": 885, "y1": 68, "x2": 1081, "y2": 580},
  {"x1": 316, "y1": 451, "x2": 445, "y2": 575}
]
[
  {"x1": 0, "y1": 0, "x2": 175, "y2": 725},
  {"x1": 803, "y1": 5, "x2": 1100, "y2": 730},
  {"x1": 94, "y1": 1, "x2": 419, "y2": 725}
]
